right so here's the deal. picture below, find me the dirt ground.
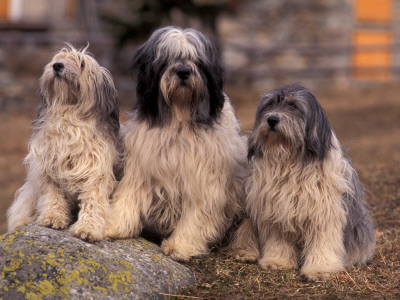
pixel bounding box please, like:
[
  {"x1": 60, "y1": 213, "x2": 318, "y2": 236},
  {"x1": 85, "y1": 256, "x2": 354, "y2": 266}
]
[{"x1": 0, "y1": 82, "x2": 399, "y2": 297}]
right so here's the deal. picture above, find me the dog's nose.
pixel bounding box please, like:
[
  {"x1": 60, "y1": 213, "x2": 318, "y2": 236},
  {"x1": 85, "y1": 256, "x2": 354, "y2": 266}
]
[
  {"x1": 267, "y1": 115, "x2": 280, "y2": 128},
  {"x1": 176, "y1": 66, "x2": 191, "y2": 80},
  {"x1": 53, "y1": 62, "x2": 64, "y2": 73}
]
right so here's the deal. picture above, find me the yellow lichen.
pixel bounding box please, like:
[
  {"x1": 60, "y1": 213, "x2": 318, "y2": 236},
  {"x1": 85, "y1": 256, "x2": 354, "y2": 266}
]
[
  {"x1": 59, "y1": 270, "x2": 88, "y2": 285},
  {"x1": 17, "y1": 286, "x2": 26, "y2": 293},
  {"x1": 108, "y1": 270, "x2": 135, "y2": 293},
  {"x1": 2, "y1": 257, "x2": 23, "y2": 278},
  {"x1": 25, "y1": 291, "x2": 42, "y2": 300},
  {"x1": 93, "y1": 285, "x2": 108, "y2": 293},
  {"x1": 150, "y1": 253, "x2": 163, "y2": 265},
  {"x1": 38, "y1": 280, "x2": 55, "y2": 295}
]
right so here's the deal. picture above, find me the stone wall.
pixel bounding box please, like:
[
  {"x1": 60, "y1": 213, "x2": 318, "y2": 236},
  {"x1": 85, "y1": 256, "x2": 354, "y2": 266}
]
[
  {"x1": 1, "y1": 0, "x2": 400, "y2": 111},
  {"x1": 220, "y1": 0, "x2": 400, "y2": 91},
  {"x1": 220, "y1": 0, "x2": 354, "y2": 90}
]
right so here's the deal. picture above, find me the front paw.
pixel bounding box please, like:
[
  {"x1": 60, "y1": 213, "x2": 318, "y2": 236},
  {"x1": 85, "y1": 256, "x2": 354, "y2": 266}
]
[
  {"x1": 301, "y1": 263, "x2": 343, "y2": 281},
  {"x1": 70, "y1": 220, "x2": 104, "y2": 242},
  {"x1": 37, "y1": 213, "x2": 70, "y2": 230},
  {"x1": 104, "y1": 224, "x2": 139, "y2": 240},
  {"x1": 161, "y1": 239, "x2": 207, "y2": 261},
  {"x1": 226, "y1": 247, "x2": 259, "y2": 262},
  {"x1": 259, "y1": 255, "x2": 297, "y2": 270}
]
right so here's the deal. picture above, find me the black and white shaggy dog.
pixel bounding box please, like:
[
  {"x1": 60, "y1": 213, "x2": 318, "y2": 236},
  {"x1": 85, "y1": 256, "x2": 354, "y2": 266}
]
[
  {"x1": 7, "y1": 45, "x2": 121, "y2": 242},
  {"x1": 243, "y1": 84, "x2": 375, "y2": 280},
  {"x1": 106, "y1": 26, "x2": 248, "y2": 261}
]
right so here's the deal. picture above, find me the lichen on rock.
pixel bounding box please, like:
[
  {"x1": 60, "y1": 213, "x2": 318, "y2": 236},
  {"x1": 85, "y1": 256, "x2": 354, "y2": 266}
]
[{"x1": 0, "y1": 225, "x2": 195, "y2": 299}]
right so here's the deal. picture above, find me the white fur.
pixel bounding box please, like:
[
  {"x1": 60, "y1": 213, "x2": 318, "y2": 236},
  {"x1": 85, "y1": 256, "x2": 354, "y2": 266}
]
[{"x1": 106, "y1": 98, "x2": 247, "y2": 260}]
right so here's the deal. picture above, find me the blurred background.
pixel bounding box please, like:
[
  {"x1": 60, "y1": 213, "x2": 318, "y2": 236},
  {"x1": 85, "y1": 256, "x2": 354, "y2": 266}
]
[{"x1": 0, "y1": 0, "x2": 399, "y2": 233}]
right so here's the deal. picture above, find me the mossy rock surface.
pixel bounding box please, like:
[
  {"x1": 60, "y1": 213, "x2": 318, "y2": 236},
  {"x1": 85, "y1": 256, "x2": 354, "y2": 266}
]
[{"x1": 0, "y1": 225, "x2": 195, "y2": 299}]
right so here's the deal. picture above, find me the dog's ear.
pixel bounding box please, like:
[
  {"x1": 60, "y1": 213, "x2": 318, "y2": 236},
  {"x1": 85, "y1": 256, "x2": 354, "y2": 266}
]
[
  {"x1": 303, "y1": 90, "x2": 332, "y2": 161},
  {"x1": 196, "y1": 36, "x2": 225, "y2": 125},
  {"x1": 247, "y1": 95, "x2": 272, "y2": 161},
  {"x1": 131, "y1": 40, "x2": 170, "y2": 127},
  {"x1": 32, "y1": 93, "x2": 48, "y2": 129},
  {"x1": 94, "y1": 69, "x2": 120, "y2": 137},
  {"x1": 247, "y1": 132, "x2": 263, "y2": 161}
]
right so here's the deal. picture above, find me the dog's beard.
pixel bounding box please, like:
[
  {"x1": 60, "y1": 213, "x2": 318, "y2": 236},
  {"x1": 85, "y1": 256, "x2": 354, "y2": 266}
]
[
  {"x1": 41, "y1": 64, "x2": 81, "y2": 105},
  {"x1": 256, "y1": 121, "x2": 305, "y2": 157},
  {"x1": 52, "y1": 78, "x2": 80, "y2": 105},
  {"x1": 258, "y1": 124, "x2": 290, "y2": 148},
  {"x1": 41, "y1": 74, "x2": 80, "y2": 106},
  {"x1": 167, "y1": 79, "x2": 196, "y2": 104},
  {"x1": 160, "y1": 70, "x2": 204, "y2": 120}
]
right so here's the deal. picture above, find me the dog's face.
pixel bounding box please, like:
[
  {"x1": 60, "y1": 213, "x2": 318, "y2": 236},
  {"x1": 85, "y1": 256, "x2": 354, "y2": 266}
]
[
  {"x1": 131, "y1": 26, "x2": 225, "y2": 127},
  {"x1": 248, "y1": 84, "x2": 333, "y2": 162},
  {"x1": 38, "y1": 45, "x2": 119, "y2": 136},
  {"x1": 40, "y1": 45, "x2": 115, "y2": 104}
]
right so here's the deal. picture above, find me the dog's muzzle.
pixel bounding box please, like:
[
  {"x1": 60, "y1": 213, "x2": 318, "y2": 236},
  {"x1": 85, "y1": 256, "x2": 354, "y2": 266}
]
[
  {"x1": 175, "y1": 65, "x2": 191, "y2": 81},
  {"x1": 267, "y1": 115, "x2": 280, "y2": 130},
  {"x1": 53, "y1": 62, "x2": 64, "y2": 77}
]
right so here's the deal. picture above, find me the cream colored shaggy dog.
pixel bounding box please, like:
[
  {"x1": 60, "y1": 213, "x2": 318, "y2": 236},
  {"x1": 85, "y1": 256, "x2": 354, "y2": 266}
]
[
  {"x1": 242, "y1": 84, "x2": 375, "y2": 280},
  {"x1": 7, "y1": 45, "x2": 121, "y2": 242},
  {"x1": 105, "y1": 26, "x2": 250, "y2": 261}
]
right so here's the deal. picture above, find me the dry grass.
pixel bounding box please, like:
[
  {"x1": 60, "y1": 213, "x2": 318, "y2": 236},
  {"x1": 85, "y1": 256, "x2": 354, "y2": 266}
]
[{"x1": 1, "y1": 82, "x2": 399, "y2": 298}]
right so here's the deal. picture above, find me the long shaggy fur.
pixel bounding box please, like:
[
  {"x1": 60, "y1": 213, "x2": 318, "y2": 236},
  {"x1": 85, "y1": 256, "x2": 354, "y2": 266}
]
[
  {"x1": 7, "y1": 45, "x2": 121, "y2": 242},
  {"x1": 106, "y1": 26, "x2": 250, "y2": 261},
  {"x1": 242, "y1": 84, "x2": 375, "y2": 280}
]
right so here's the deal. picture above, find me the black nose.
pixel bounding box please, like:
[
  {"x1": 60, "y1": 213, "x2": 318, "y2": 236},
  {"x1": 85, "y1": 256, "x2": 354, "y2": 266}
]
[
  {"x1": 267, "y1": 115, "x2": 280, "y2": 128},
  {"x1": 53, "y1": 62, "x2": 64, "y2": 73},
  {"x1": 176, "y1": 66, "x2": 191, "y2": 80}
]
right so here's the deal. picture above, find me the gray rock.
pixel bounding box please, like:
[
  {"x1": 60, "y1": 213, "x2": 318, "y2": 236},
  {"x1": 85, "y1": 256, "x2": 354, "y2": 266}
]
[{"x1": 0, "y1": 225, "x2": 195, "y2": 299}]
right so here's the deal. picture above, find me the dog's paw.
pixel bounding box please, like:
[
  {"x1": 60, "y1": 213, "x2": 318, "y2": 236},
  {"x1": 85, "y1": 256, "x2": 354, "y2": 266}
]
[
  {"x1": 161, "y1": 241, "x2": 191, "y2": 261},
  {"x1": 226, "y1": 248, "x2": 259, "y2": 262},
  {"x1": 104, "y1": 225, "x2": 139, "y2": 240},
  {"x1": 259, "y1": 255, "x2": 297, "y2": 270},
  {"x1": 70, "y1": 221, "x2": 104, "y2": 242},
  {"x1": 104, "y1": 227, "x2": 119, "y2": 240},
  {"x1": 37, "y1": 214, "x2": 70, "y2": 230},
  {"x1": 161, "y1": 239, "x2": 207, "y2": 261},
  {"x1": 301, "y1": 264, "x2": 342, "y2": 281},
  {"x1": 302, "y1": 270, "x2": 332, "y2": 281}
]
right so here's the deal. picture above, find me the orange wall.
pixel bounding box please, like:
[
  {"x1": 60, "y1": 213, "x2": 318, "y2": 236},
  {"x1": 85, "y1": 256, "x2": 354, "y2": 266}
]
[
  {"x1": 353, "y1": 0, "x2": 393, "y2": 80},
  {"x1": 355, "y1": 0, "x2": 392, "y2": 22},
  {"x1": 0, "y1": 0, "x2": 8, "y2": 19}
]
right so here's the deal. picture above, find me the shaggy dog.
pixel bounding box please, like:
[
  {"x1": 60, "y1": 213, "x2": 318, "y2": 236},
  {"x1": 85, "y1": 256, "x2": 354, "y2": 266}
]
[
  {"x1": 7, "y1": 45, "x2": 121, "y2": 242},
  {"x1": 244, "y1": 84, "x2": 375, "y2": 280},
  {"x1": 106, "y1": 26, "x2": 248, "y2": 261}
]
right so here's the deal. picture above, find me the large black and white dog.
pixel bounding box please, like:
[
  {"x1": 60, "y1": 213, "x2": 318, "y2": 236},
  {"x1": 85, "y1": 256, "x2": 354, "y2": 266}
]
[{"x1": 106, "y1": 26, "x2": 248, "y2": 261}]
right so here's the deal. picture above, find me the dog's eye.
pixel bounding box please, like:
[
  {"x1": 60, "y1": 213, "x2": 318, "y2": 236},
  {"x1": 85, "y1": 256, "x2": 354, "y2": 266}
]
[
  {"x1": 263, "y1": 101, "x2": 274, "y2": 109},
  {"x1": 288, "y1": 102, "x2": 297, "y2": 110},
  {"x1": 81, "y1": 61, "x2": 85, "y2": 70}
]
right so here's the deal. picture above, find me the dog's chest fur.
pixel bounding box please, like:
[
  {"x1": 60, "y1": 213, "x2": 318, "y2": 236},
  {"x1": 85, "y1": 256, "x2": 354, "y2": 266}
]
[
  {"x1": 124, "y1": 101, "x2": 246, "y2": 233},
  {"x1": 30, "y1": 109, "x2": 110, "y2": 193},
  {"x1": 247, "y1": 149, "x2": 347, "y2": 234},
  {"x1": 132, "y1": 121, "x2": 233, "y2": 190}
]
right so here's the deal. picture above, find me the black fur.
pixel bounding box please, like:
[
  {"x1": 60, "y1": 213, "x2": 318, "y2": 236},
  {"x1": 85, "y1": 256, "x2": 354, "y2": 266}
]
[
  {"x1": 94, "y1": 71, "x2": 120, "y2": 140},
  {"x1": 342, "y1": 154, "x2": 375, "y2": 259},
  {"x1": 300, "y1": 88, "x2": 333, "y2": 161}
]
